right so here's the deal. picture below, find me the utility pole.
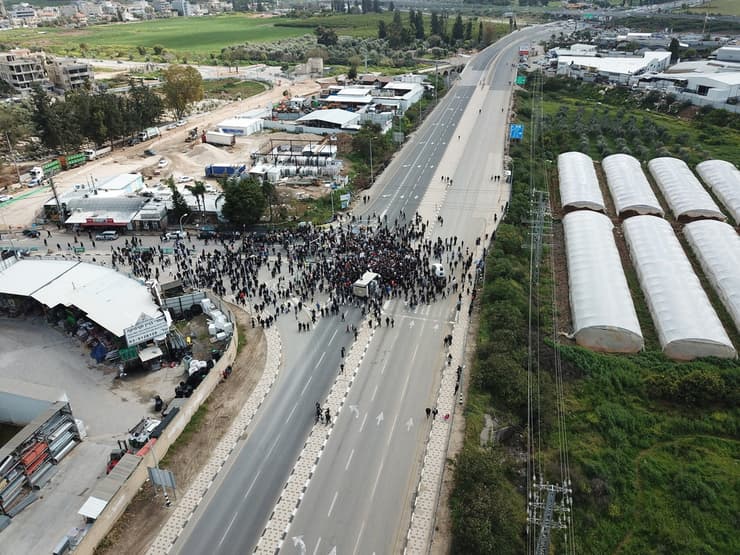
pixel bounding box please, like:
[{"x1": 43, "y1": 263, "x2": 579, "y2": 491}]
[
  {"x1": 48, "y1": 172, "x2": 64, "y2": 225},
  {"x1": 369, "y1": 137, "x2": 373, "y2": 184}
]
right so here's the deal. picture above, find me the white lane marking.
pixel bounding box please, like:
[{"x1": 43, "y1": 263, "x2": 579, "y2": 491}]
[
  {"x1": 328, "y1": 329, "x2": 338, "y2": 344},
  {"x1": 300, "y1": 375, "x2": 313, "y2": 397},
  {"x1": 380, "y1": 359, "x2": 389, "y2": 376},
  {"x1": 359, "y1": 412, "x2": 368, "y2": 433},
  {"x1": 219, "y1": 512, "x2": 239, "y2": 546},
  {"x1": 345, "y1": 448, "x2": 354, "y2": 471},
  {"x1": 285, "y1": 403, "x2": 297, "y2": 424},
  {"x1": 312, "y1": 537, "x2": 322, "y2": 555},
  {"x1": 327, "y1": 490, "x2": 338, "y2": 517},
  {"x1": 352, "y1": 520, "x2": 366, "y2": 555},
  {"x1": 371, "y1": 385, "x2": 378, "y2": 402},
  {"x1": 265, "y1": 434, "x2": 280, "y2": 460},
  {"x1": 243, "y1": 470, "x2": 261, "y2": 500},
  {"x1": 314, "y1": 351, "x2": 326, "y2": 369}
]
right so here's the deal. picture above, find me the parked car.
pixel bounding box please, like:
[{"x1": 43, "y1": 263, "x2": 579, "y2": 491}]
[
  {"x1": 0, "y1": 194, "x2": 13, "y2": 203},
  {"x1": 198, "y1": 229, "x2": 217, "y2": 240},
  {"x1": 166, "y1": 123, "x2": 177, "y2": 130},
  {"x1": 22, "y1": 229, "x2": 40, "y2": 238},
  {"x1": 165, "y1": 230, "x2": 187, "y2": 241},
  {"x1": 95, "y1": 230, "x2": 119, "y2": 241},
  {"x1": 158, "y1": 158, "x2": 168, "y2": 168},
  {"x1": 177, "y1": 175, "x2": 193, "y2": 183},
  {"x1": 144, "y1": 148, "x2": 157, "y2": 157},
  {"x1": 176, "y1": 119, "x2": 186, "y2": 127}
]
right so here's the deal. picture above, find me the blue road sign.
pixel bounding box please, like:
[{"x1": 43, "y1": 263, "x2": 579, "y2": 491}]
[{"x1": 510, "y1": 124, "x2": 524, "y2": 140}]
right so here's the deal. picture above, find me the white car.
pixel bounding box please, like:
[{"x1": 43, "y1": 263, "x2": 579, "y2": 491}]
[
  {"x1": 431, "y1": 263, "x2": 445, "y2": 280},
  {"x1": 176, "y1": 119, "x2": 186, "y2": 127},
  {"x1": 157, "y1": 158, "x2": 168, "y2": 168},
  {"x1": 165, "y1": 230, "x2": 187, "y2": 241},
  {"x1": 177, "y1": 175, "x2": 193, "y2": 183},
  {"x1": 0, "y1": 194, "x2": 13, "y2": 203},
  {"x1": 166, "y1": 123, "x2": 177, "y2": 130}
]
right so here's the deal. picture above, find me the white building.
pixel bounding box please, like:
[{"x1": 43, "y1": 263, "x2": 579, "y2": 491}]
[
  {"x1": 557, "y1": 51, "x2": 672, "y2": 85},
  {"x1": 716, "y1": 46, "x2": 740, "y2": 63}
]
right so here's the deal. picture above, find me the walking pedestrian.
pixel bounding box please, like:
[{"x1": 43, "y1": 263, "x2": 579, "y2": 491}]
[
  {"x1": 432, "y1": 408, "x2": 438, "y2": 419},
  {"x1": 425, "y1": 407, "x2": 431, "y2": 419}
]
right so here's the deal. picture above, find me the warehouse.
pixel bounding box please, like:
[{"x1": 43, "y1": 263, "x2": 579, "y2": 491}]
[
  {"x1": 647, "y1": 157, "x2": 726, "y2": 221},
  {"x1": 0, "y1": 257, "x2": 164, "y2": 339},
  {"x1": 602, "y1": 154, "x2": 664, "y2": 218},
  {"x1": 557, "y1": 151, "x2": 605, "y2": 212},
  {"x1": 695, "y1": 159, "x2": 740, "y2": 224},
  {"x1": 217, "y1": 117, "x2": 264, "y2": 136},
  {"x1": 296, "y1": 109, "x2": 361, "y2": 131},
  {"x1": 562, "y1": 211, "x2": 643, "y2": 353},
  {"x1": 622, "y1": 215, "x2": 735, "y2": 360},
  {"x1": 684, "y1": 219, "x2": 740, "y2": 334}
]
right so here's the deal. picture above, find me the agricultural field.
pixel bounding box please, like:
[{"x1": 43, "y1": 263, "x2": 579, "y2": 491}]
[
  {"x1": 202, "y1": 78, "x2": 269, "y2": 100},
  {"x1": 450, "y1": 79, "x2": 740, "y2": 555},
  {"x1": 0, "y1": 13, "x2": 396, "y2": 64},
  {"x1": 690, "y1": 0, "x2": 740, "y2": 16}
]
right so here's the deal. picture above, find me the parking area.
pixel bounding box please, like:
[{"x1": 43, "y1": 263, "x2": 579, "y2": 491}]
[{"x1": 0, "y1": 316, "x2": 184, "y2": 552}]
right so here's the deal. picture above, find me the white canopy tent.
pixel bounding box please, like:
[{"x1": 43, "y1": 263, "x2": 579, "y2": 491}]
[
  {"x1": 622, "y1": 216, "x2": 735, "y2": 360},
  {"x1": 602, "y1": 153, "x2": 664, "y2": 217},
  {"x1": 563, "y1": 211, "x2": 643, "y2": 352},
  {"x1": 647, "y1": 157, "x2": 725, "y2": 221},
  {"x1": 557, "y1": 151, "x2": 605, "y2": 212},
  {"x1": 696, "y1": 159, "x2": 740, "y2": 225},
  {"x1": 684, "y1": 220, "x2": 740, "y2": 334}
]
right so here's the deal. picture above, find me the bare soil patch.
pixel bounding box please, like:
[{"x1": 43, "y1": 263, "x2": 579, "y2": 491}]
[{"x1": 94, "y1": 304, "x2": 266, "y2": 555}]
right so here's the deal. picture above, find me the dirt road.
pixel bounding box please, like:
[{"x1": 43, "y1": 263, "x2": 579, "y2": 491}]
[{"x1": 0, "y1": 80, "x2": 320, "y2": 229}]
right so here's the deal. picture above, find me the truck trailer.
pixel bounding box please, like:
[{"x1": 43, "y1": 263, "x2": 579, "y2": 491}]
[
  {"x1": 138, "y1": 127, "x2": 161, "y2": 142},
  {"x1": 204, "y1": 131, "x2": 236, "y2": 147},
  {"x1": 204, "y1": 164, "x2": 246, "y2": 178},
  {"x1": 84, "y1": 146, "x2": 112, "y2": 161}
]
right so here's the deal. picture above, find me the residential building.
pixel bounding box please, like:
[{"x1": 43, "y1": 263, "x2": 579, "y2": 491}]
[
  {"x1": 0, "y1": 49, "x2": 51, "y2": 93},
  {"x1": 45, "y1": 58, "x2": 94, "y2": 91}
]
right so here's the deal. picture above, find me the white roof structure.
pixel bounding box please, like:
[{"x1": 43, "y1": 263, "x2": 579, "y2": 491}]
[
  {"x1": 647, "y1": 157, "x2": 725, "y2": 221},
  {"x1": 684, "y1": 220, "x2": 740, "y2": 334},
  {"x1": 563, "y1": 211, "x2": 643, "y2": 353},
  {"x1": 557, "y1": 152, "x2": 605, "y2": 212},
  {"x1": 557, "y1": 51, "x2": 671, "y2": 76},
  {"x1": 602, "y1": 154, "x2": 664, "y2": 217},
  {"x1": 696, "y1": 159, "x2": 740, "y2": 224},
  {"x1": 0, "y1": 259, "x2": 162, "y2": 337},
  {"x1": 622, "y1": 216, "x2": 735, "y2": 360},
  {"x1": 296, "y1": 109, "x2": 361, "y2": 128}
]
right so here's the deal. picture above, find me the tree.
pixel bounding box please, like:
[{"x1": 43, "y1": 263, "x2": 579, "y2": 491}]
[
  {"x1": 668, "y1": 37, "x2": 680, "y2": 63},
  {"x1": 186, "y1": 180, "x2": 207, "y2": 221},
  {"x1": 168, "y1": 178, "x2": 189, "y2": 220},
  {"x1": 452, "y1": 14, "x2": 465, "y2": 42},
  {"x1": 315, "y1": 26, "x2": 338, "y2": 47},
  {"x1": 127, "y1": 79, "x2": 164, "y2": 131},
  {"x1": 221, "y1": 177, "x2": 267, "y2": 227},
  {"x1": 162, "y1": 65, "x2": 203, "y2": 120},
  {"x1": 372, "y1": 0, "x2": 380, "y2": 12},
  {"x1": 414, "y1": 10, "x2": 425, "y2": 40},
  {"x1": 378, "y1": 20, "x2": 387, "y2": 40},
  {"x1": 388, "y1": 10, "x2": 405, "y2": 49}
]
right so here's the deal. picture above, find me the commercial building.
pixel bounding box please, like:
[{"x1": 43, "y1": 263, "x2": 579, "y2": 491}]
[
  {"x1": 296, "y1": 109, "x2": 361, "y2": 131},
  {"x1": 556, "y1": 51, "x2": 671, "y2": 85}
]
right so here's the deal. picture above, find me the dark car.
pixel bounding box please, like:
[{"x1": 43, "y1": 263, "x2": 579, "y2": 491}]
[
  {"x1": 218, "y1": 230, "x2": 241, "y2": 240},
  {"x1": 22, "y1": 229, "x2": 40, "y2": 238},
  {"x1": 198, "y1": 230, "x2": 217, "y2": 240},
  {"x1": 144, "y1": 148, "x2": 157, "y2": 157}
]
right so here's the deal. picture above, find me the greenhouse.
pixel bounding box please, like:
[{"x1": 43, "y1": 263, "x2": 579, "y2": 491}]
[
  {"x1": 562, "y1": 211, "x2": 643, "y2": 353},
  {"x1": 557, "y1": 151, "x2": 605, "y2": 212},
  {"x1": 684, "y1": 219, "x2": 740, "y2": 334},
  {"x1": 647, "y1": 157, "x2": 725, "y2": 221},
  {"x1": 602, "y1": 153, "x2": 664, "y2": 217},
  {"x1": 622, "y1": 215, "x2": 736, "y2": 360},
  {"x1": 696, "y1": 159, "x2": 740, "y2": 225}
]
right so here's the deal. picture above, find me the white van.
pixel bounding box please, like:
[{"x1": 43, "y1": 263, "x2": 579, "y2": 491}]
[
  {"x1": 352, "y1": 272, "x2": 379, "y2": 298},
  {"x1": 95, "y1": 230, "x2": 119, "y2": 241}
]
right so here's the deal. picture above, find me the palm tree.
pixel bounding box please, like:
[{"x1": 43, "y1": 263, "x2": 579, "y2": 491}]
[{"x1": 186, "y1": 181, "x2": 207, "y2": 221}]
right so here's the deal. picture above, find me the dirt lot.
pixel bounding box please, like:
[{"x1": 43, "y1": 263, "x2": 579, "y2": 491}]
[{"x1": 95, "y1": 304, "x2": 266, "y2": 555}]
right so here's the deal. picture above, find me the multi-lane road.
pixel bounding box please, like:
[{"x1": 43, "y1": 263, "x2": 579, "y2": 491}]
[{"x1": 168, "y1": 25, "x2": 556, "y2": 555}]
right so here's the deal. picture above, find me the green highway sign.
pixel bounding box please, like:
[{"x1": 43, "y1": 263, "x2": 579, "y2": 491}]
[{"x1": 516, "y1": 76, "x2": 527, "y2": 86}]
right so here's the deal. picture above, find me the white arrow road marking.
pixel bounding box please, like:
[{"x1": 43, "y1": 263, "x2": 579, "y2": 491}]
[
  {"x1": 376, "y1": 412, "x2": 384, "y2": 426},
  {"x1": 406, "y1": 417, "x2": 414, "y2": 431},
  {"x1": 349, "y1": 404, "x2": 359, "y2": 418},
  {"x1": 292, "y1": 535, "x2": 306, "y2": 555},
  {"x1": 433, "y1": 323, "x2": 440, "y2": 330},
  {"x1": 409, "y1": 320, "x2": 415, "y2": 328}
]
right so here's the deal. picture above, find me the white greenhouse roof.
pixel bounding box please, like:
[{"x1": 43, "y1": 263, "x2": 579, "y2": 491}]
[
  {"x1": 563, "y1": 211, "x2": 643, "y2": 353},
  {"x1": 684, "y1": 220, "x2": 740, "y2": 334},
  {"x1": 696, "y1": 159, "x2": 740, "y2": 224},
  {"x1": 296, "y1": 109, "x2": 360, "y2": 127},
  {"x1": 647, "y1": 157, "x2": 725, "y2": 221},
  {"x1": 0, "y1": 259, "x2": 162, "y2": 337},
  {"x1": 622, "y1": 216, "x2": 735, "y2": 360},
  {"x1": 557, "y1": 152, "x2": 605, "y2": 212},
  {"x1": 602, "y1": 154, "x2": 664, "y2": 217}
]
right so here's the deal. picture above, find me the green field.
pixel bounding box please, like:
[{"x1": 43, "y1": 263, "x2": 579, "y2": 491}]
[
  {"x1": 690, "y1": 0, "x2": 740, "y2": 16},
  {"x1": 0, "y1": 13, "x2": 395, "y2": 63},
  {"x1": 202, "y1": 78, "x2": 268, "y2": 100}
]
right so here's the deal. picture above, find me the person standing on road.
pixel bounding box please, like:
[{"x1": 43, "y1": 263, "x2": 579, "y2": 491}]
[
  {"x1": 324, "y1": 408, "x2": 331, "y2": 425},
  {"x1": 426, "y1": 407, "x2": 431, "y2": 419}
]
